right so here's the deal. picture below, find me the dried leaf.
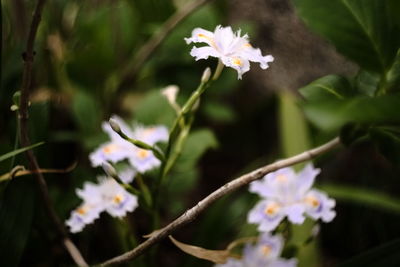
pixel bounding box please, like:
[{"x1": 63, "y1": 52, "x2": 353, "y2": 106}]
[
  {"x1": 169, "y1": 235, "x2": 239, "y2": 264},
  {"x1": 227, "y1": 237, "x2": 258, "y2": 251}
]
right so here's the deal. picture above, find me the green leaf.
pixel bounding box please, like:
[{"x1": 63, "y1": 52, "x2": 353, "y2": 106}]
[
  {"x1": 354, "y1": 70, "x2": 380, "y2": 96},
  {"x1": 203, "y1": 101, "x2": 236, "y2": 123},
  {"x1": 303, "y1": 94, "x2": 400, "y2": 131},
  {"x1": 0, "y1": 142, "x2": 44, "y2": 162},
  {"x1": 338, "y1": 239, "x2": 400, "y2": 267},
  {"x1": 299, "y1": 75, "x2": 355, "y2": 101},
  {"x1": 320, "y1": 184, "x2": 400, "y2": 214},
  {"x1": 169, "y1": 129, "x2": 218, "y2": 207},
  {"x1": 133, "y1": 90, "x2": 176, "y2": 127},
  {"x1": 279, "y1": 90, "x2": 312, "y2": 161},
  {"x1": 369, "y1": 126, "x2": 400, "y2": 165},
  {"x1": 0, "y1": 179, "x2": 36, "y2": 267},
  {"x1": 71, "y1": 90, "x2": 101, "y2": 135},
  {"x1": 386, "y1": 49, "x2": 400, "y2": 93},
  {"x1": 278, "y1": 91, "x2": 318, "y2": 267},
  {"x1": 293, "y1": 0, "x2": 400, "y2": 73}
]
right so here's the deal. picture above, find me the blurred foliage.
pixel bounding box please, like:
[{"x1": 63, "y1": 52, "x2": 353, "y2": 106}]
[{"x1": 1, "y1": 0, "x2": 400, "y2": 266}]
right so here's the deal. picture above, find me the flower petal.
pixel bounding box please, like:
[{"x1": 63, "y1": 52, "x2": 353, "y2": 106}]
[
  {"x1": 304, "y1": 189, "x2": 336, "y2": 222},
  {"x1": 221, "y1": 56, "x2": 250, "y2": 79},
  {"x1": 190, "y1": 46, "x2": 220, "y2": 61},
  {"x1": 184, "y1": 28, "x2": 215, "y2": 46},
  {"x1": 284, "y1": 203, "x2": 306, "y2": 224}
]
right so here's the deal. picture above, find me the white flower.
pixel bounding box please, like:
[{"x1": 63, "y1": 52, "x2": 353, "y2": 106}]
[
  {"x1": 89, "y1": 115, "x2": 135, "y2": 167},
  {"x1": 185, "y1": 25, "x2": 274, "y2": 79},
  {"x1": 66, "y1": 203, "x2": 102, "y2": 233},
  {"x1": 98, "y1": 178, "x2": 139, "y2": 218},
  {"x1": 161, "y1": 85, "x2": 180, "y2": 112},
  {"x1": 89, "y1": 115, "x2": 168, "y2": 173},
  {"x1": 66, "y1": 175, "x2": 139, "y2": 233},
  {"x1": 118, "y1": 166, "x2": 136, "y2": 184},
  {"x1": 247, "y1": 164, "x2": 336, "y2": 232},
  {"x1": 215, "y1": 233, "x2": 297, "y2": 267}
]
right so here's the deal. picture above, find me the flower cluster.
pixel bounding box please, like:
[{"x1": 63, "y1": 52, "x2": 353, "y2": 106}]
[
  {"x1": 89, "y1": 115, "x2": 168, "y2": 173},
  {"x1": 247, "y1": 164, "x2": 336, "y2": 232},
  {"x1": 216, "y1": 233, "x2": 297, "y2": 267},
  {"x1": 67, "y1": 116, "x2": 169, "y2": 233},
  {"x1": 185, "y1": 25, "x2": 274, "y2": 79},
  {"x1": 66, "y1": 171, "x2": 138, "y2": 233}
]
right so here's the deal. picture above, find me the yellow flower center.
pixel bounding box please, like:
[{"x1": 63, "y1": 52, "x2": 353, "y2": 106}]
[
  {"x1": 305, "y1": 196, "x2": 320, "y2": 208},
  {"x1": 232, "y1": 58, "x2": 243, "y2": 66},
  {"x1": 260, "y1": 245, "x2": 272, "y2": 256},
  {"x1": 276, "y1": 174, "x2": 288, "y2": 183},
  {"x1": 103, "y1": 144, "x2": 118, "y2": 154},
  {"x1": 264, "y1": 203, "x2": 280, "y2": 216},
  {"x1": 244, "y1": 43, "x2": 252, "y2": 48},
  {"x1": 113, "y1": 194, "x2": 123, "y2": 204},
  {"x1": 137, "y1": 149, "x2": 149, "y2": 159},
  {"x1": 77, "y1": 207, "x2": 87, "y2": 215}
]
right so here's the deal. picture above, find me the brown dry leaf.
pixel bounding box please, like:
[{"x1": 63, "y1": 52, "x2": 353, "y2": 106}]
[
  {"x1": 169, "y1": 235, "x2": 238, "y2": 264},
  {"x1": 227, "y1": 236, "x2": 258, "y2": 251}
]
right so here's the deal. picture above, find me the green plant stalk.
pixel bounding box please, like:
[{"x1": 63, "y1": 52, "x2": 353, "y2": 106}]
[
  {"x1": 212, "y1": 59, "x2": 224, "y2": 80},
  {"x1": 150, "y1": 64, "x2": 221, "y2": 230},
  {"x1": 117, "y1": 131, "x2": 165, "y2": 162},
  {"x1": 135, "y1": 173, "x2": 152, "y2": 207},
  {"x1": 110, "y1": 174, "x2": 141, "y2": 196}
]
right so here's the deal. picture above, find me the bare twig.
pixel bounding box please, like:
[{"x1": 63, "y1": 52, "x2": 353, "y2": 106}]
[
  {"x1": 17, "y1": 0, "x2": 87, "y2": 266},
  {"x1": 99, "y1": 137, "x2": 341, "y2": 266},
  {"x1": 117, "y1": 0, "x2": 215, "y2": 90},
  {"x1": 0, "y1": 162, "x2": 77, "y2": 182}
]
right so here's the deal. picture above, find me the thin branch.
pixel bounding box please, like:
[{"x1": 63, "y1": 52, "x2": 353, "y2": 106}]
[
  {"x1": 99, "y1": 137, "x2": 341, "y2": 266},
  {"x1": 117, "y1": 0, "x2": 215, "y2": 90},
  {"x1": 17, "y1": 0, "x2": 87, "y2": 266}
]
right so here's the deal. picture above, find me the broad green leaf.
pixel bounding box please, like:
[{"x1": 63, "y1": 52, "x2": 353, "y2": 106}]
[
  {"x1": 299, "y1": 75, "x2": 355, "y2": 101},
  {"x1": 174, "y1": 129, "x2": 218, "y2": 170},
  {"x1": 293, "y1": 0, "x2": 400, "y2": 73},
  {"x1": 279, "y1": 91, "x2": 312, "y2": 166},
  {"x1": 132, "y1": 90, "x2": 176, "y2": 127},
  {"x1": 303, "y1": 94, "x2": 400, "y2": 131},
  {"x1": 0, "y1": 179, "x2": 36, "y2": 267},
  {"x1": 203, "y1": 101, "x2": 236, "y2": 123},
  {"x1": 320, "y1": 184, "x2": 400, "y2": 214},
  {"x1": 278, "y1": 91, "x2": 317, "y2": 267},
  {"x1": 71, "y1": 90, "x2": 101, "y2": 136},
  {"x1": 338, "y1": 239, "x2": 400, "y2": 267},
  {"x1": 354, "y1": 70, "x2": 380, "y2": 96},
  {"x1": 0, "y1": 142, "x2": 44, "y2": 162},
  {"x1": 168, "y1": 129, "x2": 218, "y2": 213}
]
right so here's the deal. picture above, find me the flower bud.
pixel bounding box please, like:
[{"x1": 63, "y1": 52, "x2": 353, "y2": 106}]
[
  {"x1": 109, "y1": 118, "x2": 121, "y2": 134},
  {"x1": 102, "y1": 162, "x2": 118, "y2": 178},
  {"x1": 201, "y1": 67, "x2": 211, "y2": 83}
]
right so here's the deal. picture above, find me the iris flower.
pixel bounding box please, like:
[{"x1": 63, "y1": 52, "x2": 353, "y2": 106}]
[
  {"x1": 247, "y1": 164, "x2": 336, "y2": 232},
  {"x1": 89, "y1": 115, "x2": 168, "y2": 173},
  {"x1": 66, "y1": 175, "x2": 138, "y2": 233},
  {"x1": 185, "y1": 25, "x2": 274, "y2": 79},
  {"x1": 215, "y1": 233, "x2": 297, "y2": 267}
]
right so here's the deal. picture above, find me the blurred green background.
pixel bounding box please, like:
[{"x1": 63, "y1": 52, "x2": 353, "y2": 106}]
[{"x1": 1, "y1": 0, "x2": 400, "y2": 266}]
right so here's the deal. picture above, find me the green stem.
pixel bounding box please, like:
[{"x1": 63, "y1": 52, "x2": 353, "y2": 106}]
[
  {"x1": 118, "y1": 131, "x2": 165, "y2": 162},
  {"x1": 212, "y1": 59, "x2": 224, "y2": 80},
  {"x1": 136, "y1": 173, "x2": 152, "y2": 207}
]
